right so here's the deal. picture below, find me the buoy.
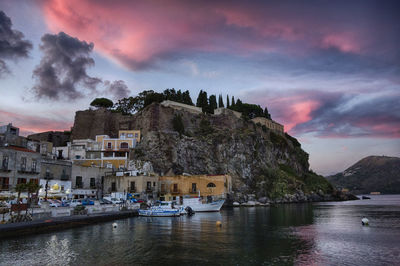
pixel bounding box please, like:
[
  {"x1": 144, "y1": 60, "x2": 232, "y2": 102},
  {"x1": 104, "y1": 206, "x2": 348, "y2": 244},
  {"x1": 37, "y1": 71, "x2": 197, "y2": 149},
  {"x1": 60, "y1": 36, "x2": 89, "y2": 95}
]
[
  {"x1": 112, "y1": 222, "x2": 118, "y2": 228},
  {"x1": 361, "y1": 218, "x2": 369, "y2": 226},
  {"x1": 216, "y1": 221, "x2": 222, "y2": 227}
]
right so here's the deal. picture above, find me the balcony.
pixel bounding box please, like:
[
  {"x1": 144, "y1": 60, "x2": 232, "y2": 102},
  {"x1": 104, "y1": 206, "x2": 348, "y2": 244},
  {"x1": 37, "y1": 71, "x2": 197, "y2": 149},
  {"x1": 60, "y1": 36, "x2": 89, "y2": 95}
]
[
  {"x1": 128, "y1": 187, "x2": 137, "y2": 193},
  {"x1": 60, "y1": 174, "x2": 70, "y2": 181},
  {"x1": 171, "y1": 189, "x2": 181, "y2": 195},
  {"x1": 145, "y1": 187, "x2": 154, "y2": 193},
  {"x1": 75, "y1": 183, "x2": 83, "y2": 189},
  {"x1": 189, "y1": 189, "x2": 197, "y2": 194},
  {"x1": 18, "y1": 169, "x2": 39, "y2": 175},
  {"x1": 44, "y1": 173, "x2": 54, "y2": 180},
  {"x1": 0, "y1": 167, "x2": 11, "y2": 173}
]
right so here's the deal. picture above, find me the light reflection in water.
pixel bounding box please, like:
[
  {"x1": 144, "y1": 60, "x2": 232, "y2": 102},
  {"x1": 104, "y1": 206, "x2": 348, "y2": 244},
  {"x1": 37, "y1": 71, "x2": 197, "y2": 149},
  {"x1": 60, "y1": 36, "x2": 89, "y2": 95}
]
[{"x1": 0, "y1": 195, "x2": 399, "y2": 265}]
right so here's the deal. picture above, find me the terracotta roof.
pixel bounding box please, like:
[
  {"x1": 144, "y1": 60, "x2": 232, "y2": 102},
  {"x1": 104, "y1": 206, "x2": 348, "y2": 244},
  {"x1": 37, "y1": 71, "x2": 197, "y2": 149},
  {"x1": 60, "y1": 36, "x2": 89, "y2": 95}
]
[{"x1": 6, "y1": 145, "x2": 38, "y2": 153}]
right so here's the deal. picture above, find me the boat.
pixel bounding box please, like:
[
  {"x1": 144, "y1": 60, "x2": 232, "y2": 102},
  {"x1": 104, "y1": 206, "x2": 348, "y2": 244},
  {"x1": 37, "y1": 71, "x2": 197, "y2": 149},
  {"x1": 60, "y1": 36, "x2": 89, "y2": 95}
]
[
  {"x1": 180, "y1": 197, "x2": 225, "y2": 212},
  {"x1": 138, "y1": 201, "x2": 182, "y2": 217}
]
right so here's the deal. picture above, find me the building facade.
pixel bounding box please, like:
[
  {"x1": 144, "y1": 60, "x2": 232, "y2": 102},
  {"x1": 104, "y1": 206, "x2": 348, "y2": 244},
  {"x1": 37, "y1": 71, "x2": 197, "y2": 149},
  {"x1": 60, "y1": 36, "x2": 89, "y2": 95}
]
[
  {"x1": 159, "y1": 174, "x2": 232, "y2": 201},
  {"x1": 71, "y1": 164, "x2": 108, "y2": 198},
  {"x1": 0, "y1": 146, "x2": 42, "y2": 191},
  {"x1": 39, "y1": 158, "x2": 72, "y2": 195},
  {"x1": 251, "y1": 117, "x2": 284, "y2": 133},
  {"x1": 103, "y1": 172, "x2": 159, "y2": 200}
]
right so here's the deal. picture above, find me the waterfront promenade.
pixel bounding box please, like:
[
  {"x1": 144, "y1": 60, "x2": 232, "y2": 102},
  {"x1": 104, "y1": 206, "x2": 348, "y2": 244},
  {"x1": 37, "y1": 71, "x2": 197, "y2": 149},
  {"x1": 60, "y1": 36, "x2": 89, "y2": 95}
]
[{"x1": 0, "y1": 209, "x2": 138, "y2": 239}]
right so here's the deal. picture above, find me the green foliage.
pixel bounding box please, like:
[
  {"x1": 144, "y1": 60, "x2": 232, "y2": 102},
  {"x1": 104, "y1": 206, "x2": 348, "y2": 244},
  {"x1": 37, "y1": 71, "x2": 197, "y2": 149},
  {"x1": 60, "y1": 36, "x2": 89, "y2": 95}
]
[
  {"x1": 261, "y1": 125, "x2": 267, "y2": 132},
  {"x1": 134, "y1": 148, "x2": 145, "y2": 158},
  {"x1": 285, "y1": 133, "x2": 301, "y2": 148},
  {"x1": 226, "y1": 95, "x2": 230, "y2": 108},
  {"x1": 172, "y1": 114, "x2": 185, "y2": 136},
  {"x1": 228, "y1": 99, "x2": 271, "y2": 120},
  {"x1": 279, "y1": 164, "x2": 297, "y2": 176},
  {"x1": 198, "y1": 118, "x2": 214, "y2": 135},
  {"x1": 270, "y1": 131, "x2": 287, "y2": 147},
  {"x1": 114, "y1": 89, "x2": 195, "y2": 114},
  {"x1": 218, "y1": 94, "x2": 224, "y2": 108},
  {"x1": 302, "y1": 172, "x2": 334, "y2": 194},
  {"x1": 90, "y1": 98, "x2": 113, "y2": 109},
  {"x1": 209, "y1": 95, "x2": 217, "y2": 114}
]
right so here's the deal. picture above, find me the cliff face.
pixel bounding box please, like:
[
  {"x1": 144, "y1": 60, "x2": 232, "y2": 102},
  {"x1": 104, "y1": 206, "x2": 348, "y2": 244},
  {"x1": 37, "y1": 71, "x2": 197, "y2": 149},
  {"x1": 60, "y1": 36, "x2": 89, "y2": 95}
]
[
  {"x1": 327, "y1": 156, "x2": 400, "y2": 194},
  {"x1": 71, "y1": 103, "x2": 334, "y2": 201}
]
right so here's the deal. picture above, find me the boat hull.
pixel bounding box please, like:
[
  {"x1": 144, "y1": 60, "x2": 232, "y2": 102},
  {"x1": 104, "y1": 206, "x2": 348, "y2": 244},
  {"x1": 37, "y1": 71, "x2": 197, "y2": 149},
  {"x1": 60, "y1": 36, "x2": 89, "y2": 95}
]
[
  {"x1": 138, "y1": 209, "x2": 180, "y2": 217},
  {"x1": 184, "y1": 199, "x2": 225, "y2": 212}
]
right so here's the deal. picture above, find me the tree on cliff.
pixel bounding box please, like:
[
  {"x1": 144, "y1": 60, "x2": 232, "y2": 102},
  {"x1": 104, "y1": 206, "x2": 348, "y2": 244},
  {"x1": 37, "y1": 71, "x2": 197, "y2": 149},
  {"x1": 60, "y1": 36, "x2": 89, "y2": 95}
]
[
  {"x1": 209, "y1": 95, "x2": 217, "y2": 113},
  {"x1": 264, "y1": 107, "x2": 272, "y2": 119},
  {"x1": 226, "y1": 95, "x2": 230, "y2": 108},
  {"x1": 218, "y1": 94, "x2": 224, "y2": 108},
  {"x1": 172, "y1": 114, "x2": 185, "y2": 137},
  {"x1": 90, "y1": 98, "x2": 113, "y2": 109}
]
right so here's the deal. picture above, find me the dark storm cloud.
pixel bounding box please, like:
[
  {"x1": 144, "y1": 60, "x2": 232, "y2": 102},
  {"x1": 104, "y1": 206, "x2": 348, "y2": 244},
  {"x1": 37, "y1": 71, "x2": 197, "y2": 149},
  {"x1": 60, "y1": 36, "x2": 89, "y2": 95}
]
[
  {"x1": 104, "y1": 80, "x2": 130, "y2": 100},
  {"x1": 32, "y1": 32, "x2": 101, "y2": 100},
  {"x1": 0, "y1": 10, "x2": 32, "y2": 76}
]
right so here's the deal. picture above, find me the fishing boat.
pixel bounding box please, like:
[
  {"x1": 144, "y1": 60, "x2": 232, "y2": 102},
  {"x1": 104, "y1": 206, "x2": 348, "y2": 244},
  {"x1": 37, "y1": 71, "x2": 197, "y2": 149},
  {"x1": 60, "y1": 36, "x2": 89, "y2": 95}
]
[
  {"x1": 180, "y1": 197, "x2": 225, "y2": 212},
  {"x1": 138, "y1": 201, "x2": 182, "y2": 217}
]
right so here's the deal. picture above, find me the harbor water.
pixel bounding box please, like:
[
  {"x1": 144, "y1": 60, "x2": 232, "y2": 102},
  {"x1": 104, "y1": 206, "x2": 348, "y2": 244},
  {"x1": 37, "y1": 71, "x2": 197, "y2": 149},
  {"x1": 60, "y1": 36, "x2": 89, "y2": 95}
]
[{"x1": 1, "y1": 195, "x2": 400, "y2": 265}]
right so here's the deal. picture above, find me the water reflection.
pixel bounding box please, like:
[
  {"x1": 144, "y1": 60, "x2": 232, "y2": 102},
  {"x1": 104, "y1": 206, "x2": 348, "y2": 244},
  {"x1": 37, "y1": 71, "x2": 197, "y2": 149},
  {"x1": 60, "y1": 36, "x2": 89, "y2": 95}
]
[{"x1": 1, "y1": 196, "x2": 399, "y2": 265}]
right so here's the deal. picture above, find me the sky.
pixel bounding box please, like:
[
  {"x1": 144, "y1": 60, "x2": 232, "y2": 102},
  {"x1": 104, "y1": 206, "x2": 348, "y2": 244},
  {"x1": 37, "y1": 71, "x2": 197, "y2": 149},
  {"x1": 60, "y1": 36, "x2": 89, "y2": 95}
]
[{"x1": 0, "y1": 0, "x2": 399, "y2": 175}]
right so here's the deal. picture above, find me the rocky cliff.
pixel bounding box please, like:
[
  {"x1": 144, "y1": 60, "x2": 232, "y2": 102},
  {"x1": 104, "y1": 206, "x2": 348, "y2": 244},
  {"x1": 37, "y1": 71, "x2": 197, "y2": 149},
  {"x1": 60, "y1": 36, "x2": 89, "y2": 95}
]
[
  {"x1": 327, "y1": 156, "x2": 400, "y2": 194},
  {"x1": 71, "y1": 103, "x2": 349, "y2": 203}
]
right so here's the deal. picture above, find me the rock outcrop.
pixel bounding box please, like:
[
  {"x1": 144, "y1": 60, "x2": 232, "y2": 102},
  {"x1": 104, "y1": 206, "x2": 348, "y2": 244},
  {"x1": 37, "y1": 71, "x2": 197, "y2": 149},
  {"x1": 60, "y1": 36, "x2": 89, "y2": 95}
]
[{"x1": 71, "y1": 103, "x2": 340, "y2": 202}]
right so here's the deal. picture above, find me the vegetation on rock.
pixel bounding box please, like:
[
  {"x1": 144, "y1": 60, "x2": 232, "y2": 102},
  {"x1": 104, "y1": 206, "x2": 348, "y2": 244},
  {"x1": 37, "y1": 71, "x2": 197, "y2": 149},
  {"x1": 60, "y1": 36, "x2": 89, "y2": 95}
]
[{"x1": 90, "y1": 98, "x2": 113, "y2": 109}]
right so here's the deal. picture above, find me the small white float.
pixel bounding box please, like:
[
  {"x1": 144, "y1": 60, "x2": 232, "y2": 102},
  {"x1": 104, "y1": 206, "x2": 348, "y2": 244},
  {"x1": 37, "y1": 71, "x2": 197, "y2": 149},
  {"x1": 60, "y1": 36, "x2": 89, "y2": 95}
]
[
  {"x1": 112, "y1": 222, "x2": 118, "y2": 228},
  {"x1": 361, "y1": 218, "x2": 369, "y2": 226}
]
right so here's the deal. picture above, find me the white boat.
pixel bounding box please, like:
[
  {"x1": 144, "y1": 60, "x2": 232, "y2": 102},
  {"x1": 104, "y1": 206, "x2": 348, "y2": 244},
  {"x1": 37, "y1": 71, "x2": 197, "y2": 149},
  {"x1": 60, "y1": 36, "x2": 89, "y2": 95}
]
[
  {"x1": 138, "y1": 201, "x2": 182, "y2": 217},
  {"x1": 181, "y1": 197, "x2": 225, "y2": 212}
]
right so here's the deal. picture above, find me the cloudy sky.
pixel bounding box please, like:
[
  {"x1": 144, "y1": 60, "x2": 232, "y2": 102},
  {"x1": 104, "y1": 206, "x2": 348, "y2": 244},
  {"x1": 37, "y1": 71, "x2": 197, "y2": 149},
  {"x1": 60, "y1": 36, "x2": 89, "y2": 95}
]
[{"x1": 0, "y1": 0, "x2": 399, "y2": 175}]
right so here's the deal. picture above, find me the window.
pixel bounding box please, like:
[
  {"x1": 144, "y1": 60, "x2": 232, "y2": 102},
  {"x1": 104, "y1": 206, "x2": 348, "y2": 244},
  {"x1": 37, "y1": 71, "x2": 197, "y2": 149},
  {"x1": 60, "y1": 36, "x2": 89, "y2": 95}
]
[
  {"x1": 130, "y1": 181, "x2": 135, "y2": 192},
  {"x1": 147, "y1": 181, "x2": 151, "y2": 190},
  {"x1": 120, "y1": 142, "x2": 129, "y2": 149},
  {"x1": 90, "y1": 178, "x2": 96, "y2": 188},
  {"x1": 127, "y1": 133, "x2": 133, "y2": 138},
  {"x1": 191, "y1": 183, "x2": 197, "y2": 193},
  {"x1": 0, "y1": 177, "x2": 9, "y2": 190},
  {"x1": 135, "y1": 133, "x2": 138, "y2": 138},
  {"x1": 173, "y1": 183, "x2": 178, "y2": 192},
  {"x1": 153, "y1": 182, "x2": 156, "y2": 187},
  {"x1": 17, "y1": 178, "x2": 27, "y2": 184},
  {"x1": 207, "y1": 183, "x2": 216, "y2": 188},
  {"x1": 111, "y1": 182, "x2": 116, "y2": 192},
  {"x1": 76, "y1": 176, "x2": 83, "y2": 188},
  {"x1": 21, "y1": 157, "x2": 26, "y2": 171},
  {"x1": 31, "y1": 160, "x2": 37, "y2": 172},
  {"x1": 107, "y1": 142, "x2": 112, "y2": 149},
  {"x1": 2, "y1": 156, "x2": 8, "y2": 169}
]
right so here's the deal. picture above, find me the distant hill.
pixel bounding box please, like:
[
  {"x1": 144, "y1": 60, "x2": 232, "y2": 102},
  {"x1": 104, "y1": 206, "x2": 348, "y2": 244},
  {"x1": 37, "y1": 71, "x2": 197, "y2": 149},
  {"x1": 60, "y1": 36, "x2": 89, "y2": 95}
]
[{"x1": 327, "y1": 156, "x2": 400, "y2": 194}]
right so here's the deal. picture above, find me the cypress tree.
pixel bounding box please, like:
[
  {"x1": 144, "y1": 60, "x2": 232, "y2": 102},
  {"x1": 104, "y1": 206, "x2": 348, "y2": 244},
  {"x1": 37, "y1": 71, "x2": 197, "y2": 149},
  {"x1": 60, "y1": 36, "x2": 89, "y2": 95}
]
[
  {"x1": 209, "y1": 94, "x2": 217, "y2": 113},
  {"x1": 196, "y1": 90, "x2": 203, "y2": 107},
  {"x1": 218, "y1": 94, "x2": 224, "y2": 108},
  {"x1": 231, "y1": 96, "x2": 235, "y2": 107},
  {"x1": 226, "y1": 95, "x2": 230, "y2": 108}
]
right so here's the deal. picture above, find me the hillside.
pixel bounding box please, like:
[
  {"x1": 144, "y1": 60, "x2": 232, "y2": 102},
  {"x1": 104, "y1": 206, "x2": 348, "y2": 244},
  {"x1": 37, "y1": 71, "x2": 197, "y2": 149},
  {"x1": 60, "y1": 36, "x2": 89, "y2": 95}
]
[
  {"x1": 327, "y1": 156, "x2": 400, "y2": 194},
  {"x1": 71, "y1": 102, "x2": 351, "y2": 203}
]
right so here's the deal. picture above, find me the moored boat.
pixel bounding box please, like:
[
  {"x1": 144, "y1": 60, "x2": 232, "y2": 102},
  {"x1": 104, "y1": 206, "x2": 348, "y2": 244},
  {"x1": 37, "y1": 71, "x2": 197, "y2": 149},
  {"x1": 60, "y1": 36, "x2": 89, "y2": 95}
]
[
  {"x1": 138, "y1": 201, "x2": 182, "y2": 217},
  {"x1": 180, "y1": 197, "x2": 225, "y2": 212}
]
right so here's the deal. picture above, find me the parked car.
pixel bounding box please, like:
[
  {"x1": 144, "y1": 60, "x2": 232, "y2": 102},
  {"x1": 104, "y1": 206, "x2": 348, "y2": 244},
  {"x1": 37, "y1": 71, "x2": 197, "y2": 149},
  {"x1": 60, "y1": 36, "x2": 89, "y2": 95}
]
[
  {"x1": 99, "y1": 199, "x2": 112, "y2": 205},
  {"x1": 80, "y1": 199, "x2": 94, "y2": 206},
  {"x1": 49, "y1": 199, "x2": 62, "y2": 207},
  {"x1": 70, "y1": 199, "x2": 83, "y2": 207},
  {"x1": 103, "y1": 197, "x2": 122, "y2": 204},
  {"x1": 61, "y1": 200, "x2": 70, "y2": 207}
]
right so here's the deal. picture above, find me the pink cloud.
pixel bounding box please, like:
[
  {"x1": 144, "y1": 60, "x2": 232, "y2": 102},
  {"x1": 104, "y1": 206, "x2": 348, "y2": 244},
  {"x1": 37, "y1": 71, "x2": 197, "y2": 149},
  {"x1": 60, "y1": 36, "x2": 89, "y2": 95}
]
[
  {"x1": 0, "y1": 109, "x2": 72, "y2": 136},
  {"x1": 39, "y1": 0, "x2": 368, "y2": 70}
]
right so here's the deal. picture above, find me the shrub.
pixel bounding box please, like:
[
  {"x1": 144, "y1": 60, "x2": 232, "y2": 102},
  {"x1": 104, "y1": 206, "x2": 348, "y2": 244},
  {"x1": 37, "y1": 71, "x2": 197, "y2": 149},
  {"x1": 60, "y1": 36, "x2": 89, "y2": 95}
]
[{"x1": 172, "y1": 114, "x2": 185, "y2": 136}]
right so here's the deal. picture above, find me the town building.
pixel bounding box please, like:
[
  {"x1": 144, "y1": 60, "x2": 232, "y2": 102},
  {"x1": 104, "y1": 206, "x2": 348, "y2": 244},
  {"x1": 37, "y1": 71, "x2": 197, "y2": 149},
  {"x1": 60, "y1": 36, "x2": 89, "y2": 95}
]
[
  {"x1": 39, "y1": 158, "x2": 72, "y2": 197},
  {"x1": 103, "y1": 171, "x2": 158, "y2": 200},
  {"x1": 251, "y1": 117, "x2": 284, "y2": 133},
  {"x1": 0, "y1": 123, "x2": 27, "y2": 148},
  {"x1": 159, "y1": 174, "x2": 232, "y2": 201},
  {"x1": 0, "y1": 146, "x2": 42, "y2": 191},
  {"x1": 71, "y1": 164, "x2": 108, "y2": 199}
]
